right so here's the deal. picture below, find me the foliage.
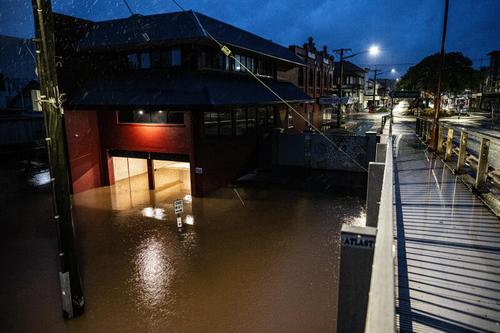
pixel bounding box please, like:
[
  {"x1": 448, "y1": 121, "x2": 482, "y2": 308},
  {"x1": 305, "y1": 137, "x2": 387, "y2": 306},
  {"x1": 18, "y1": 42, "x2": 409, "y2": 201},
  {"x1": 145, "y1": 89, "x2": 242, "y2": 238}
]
[
  {"x1": 397, "y1": 52, "x2": 487, "y2": 95},
  {"x1": 373, "y1": 107, "x2": 388, "y2": 113},
  {"x1": 406, "y1": 108, "x2": 453, "y2": 117}
]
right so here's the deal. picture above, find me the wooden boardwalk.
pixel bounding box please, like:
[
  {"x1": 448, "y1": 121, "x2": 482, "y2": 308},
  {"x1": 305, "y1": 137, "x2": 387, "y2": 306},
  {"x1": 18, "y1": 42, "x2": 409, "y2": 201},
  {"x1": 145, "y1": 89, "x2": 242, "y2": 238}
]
[{"x1": 393, "y1": 122, "x2": 500, "y2": 332}]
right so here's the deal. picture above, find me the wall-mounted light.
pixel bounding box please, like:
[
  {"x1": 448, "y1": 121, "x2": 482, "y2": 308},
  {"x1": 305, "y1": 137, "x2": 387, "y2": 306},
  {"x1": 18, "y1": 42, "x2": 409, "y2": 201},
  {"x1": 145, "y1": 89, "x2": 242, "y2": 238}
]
[{"x1": 139, "y1": 110, "x2": 143, "y2": 114}]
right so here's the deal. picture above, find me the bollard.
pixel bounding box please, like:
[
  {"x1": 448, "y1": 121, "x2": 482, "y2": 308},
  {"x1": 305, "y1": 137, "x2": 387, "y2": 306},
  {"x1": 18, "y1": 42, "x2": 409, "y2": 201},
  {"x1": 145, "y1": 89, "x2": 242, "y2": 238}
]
[
  {"x1": 457, "y1": 131, "x2": 468, "y2": 174},
  {"x1": 476, "y1": 138, "x2": 490, "y2": 191},
  {"x1": 445, "y1": 128, "x2": 454, "y2": 161},
  {"x1": 336, "y1": 225, "x2": 377, "y2": 333},
  {"x1": 366, "y1": 162, "x2": 385, "y2": 227},
  {"x1": 437, "y1": 125, "x2": 444, "y2": 154}
]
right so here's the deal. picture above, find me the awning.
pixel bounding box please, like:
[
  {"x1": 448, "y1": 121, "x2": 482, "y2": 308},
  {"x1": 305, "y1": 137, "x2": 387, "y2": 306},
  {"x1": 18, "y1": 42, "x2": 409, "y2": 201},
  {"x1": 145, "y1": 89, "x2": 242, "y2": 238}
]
[{"x1": 69, "y1": 71, "x2": 313, "y2": 108}]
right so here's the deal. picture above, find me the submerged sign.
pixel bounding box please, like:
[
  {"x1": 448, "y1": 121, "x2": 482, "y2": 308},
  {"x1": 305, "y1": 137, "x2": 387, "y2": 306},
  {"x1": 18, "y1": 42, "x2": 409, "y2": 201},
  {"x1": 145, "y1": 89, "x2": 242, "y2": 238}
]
[
  {"x1": 342, "y1": 235, "x2": 375, "y2": 250},
  {"x1": 174, "y1": 199, "x2": 184, "y2": 214}
]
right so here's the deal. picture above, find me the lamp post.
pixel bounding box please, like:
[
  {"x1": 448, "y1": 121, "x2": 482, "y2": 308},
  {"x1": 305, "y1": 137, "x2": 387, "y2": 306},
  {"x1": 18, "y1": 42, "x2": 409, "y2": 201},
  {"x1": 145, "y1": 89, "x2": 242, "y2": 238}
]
[{"x1": 332, "y1": 46, "x2": 379, "y2": 126}]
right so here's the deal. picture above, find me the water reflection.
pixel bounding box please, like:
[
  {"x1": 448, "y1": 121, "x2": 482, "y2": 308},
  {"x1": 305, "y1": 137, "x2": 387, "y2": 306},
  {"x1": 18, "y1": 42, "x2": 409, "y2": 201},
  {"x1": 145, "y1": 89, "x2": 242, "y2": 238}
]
[
  {"x1": 184, "y1": 214, "x2": 194, "y2": 225},
  {"x1": 134, "y1": 236, "x2": 173, "y2": 308},
  {"x1": 141, "y1": 207, "x2": 165, "y2": 220},
  {"x1": 27, "y1": 170, "x2": 50, "y2": 186}
]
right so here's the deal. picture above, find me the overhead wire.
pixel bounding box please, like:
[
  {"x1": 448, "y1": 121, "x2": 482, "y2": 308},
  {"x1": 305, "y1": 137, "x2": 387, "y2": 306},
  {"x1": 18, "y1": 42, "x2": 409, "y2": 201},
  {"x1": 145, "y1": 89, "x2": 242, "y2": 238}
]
[{"x1": 170, "y1": 0, "x2": 369, "y2": 173}]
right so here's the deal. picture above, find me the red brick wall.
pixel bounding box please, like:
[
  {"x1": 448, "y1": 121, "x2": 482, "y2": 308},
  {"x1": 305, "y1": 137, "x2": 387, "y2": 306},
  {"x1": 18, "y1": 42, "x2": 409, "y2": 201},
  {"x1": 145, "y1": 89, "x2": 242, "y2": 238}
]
[{"x1": 65, "y1": 110, "x2": 102, "y2": 193}]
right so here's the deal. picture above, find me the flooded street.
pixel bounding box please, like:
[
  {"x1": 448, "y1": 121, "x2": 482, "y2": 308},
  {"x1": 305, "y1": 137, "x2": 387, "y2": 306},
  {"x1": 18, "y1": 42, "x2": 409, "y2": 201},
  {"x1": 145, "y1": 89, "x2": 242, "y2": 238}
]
[{"x1": 1, "y1": 166, "x2": 365, "y2": 333}]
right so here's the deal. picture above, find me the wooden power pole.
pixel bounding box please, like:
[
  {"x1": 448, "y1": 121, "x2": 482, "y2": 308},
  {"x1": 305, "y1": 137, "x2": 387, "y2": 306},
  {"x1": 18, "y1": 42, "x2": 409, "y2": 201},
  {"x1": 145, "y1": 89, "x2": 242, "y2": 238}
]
[
  {"x1": 31, "y1": 0, "x2": 84, "y2": 318},
  {"x1": 430, "y1": 0, "x2": 450, "y2": 150}
]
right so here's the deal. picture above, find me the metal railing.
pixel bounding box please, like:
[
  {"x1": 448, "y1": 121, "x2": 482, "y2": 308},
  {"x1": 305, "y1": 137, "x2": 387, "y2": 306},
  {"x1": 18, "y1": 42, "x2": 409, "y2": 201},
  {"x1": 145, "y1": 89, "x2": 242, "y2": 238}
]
[
  {"x1": 364, "y1": 118, "x2": 395, "y2": 332},
  {"x1": 416, "y1": 117, "x2": 499, "y2": 193}
]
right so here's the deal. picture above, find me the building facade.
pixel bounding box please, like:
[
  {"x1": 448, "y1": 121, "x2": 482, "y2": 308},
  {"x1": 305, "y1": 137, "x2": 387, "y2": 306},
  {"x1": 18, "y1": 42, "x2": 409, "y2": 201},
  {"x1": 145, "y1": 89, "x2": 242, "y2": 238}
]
[
  {"x1": 332, "y1": 61, "x2": 367, "y2": 113},
  {"x1": 286, "y1": 38, "x2": 335, "y2": 131},
  {"x1": 480, "y1": 50, "x2": 500, "y2": 110},
  {"x1": 54, "y1": 11, "x2": 311, "y2": 197}
]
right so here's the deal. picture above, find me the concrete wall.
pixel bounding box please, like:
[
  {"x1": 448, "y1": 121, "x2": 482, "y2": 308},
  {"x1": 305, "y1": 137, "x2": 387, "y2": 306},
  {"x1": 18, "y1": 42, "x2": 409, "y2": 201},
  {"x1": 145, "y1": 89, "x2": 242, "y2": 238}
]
[{"x1": 276, "y1": 132, "x2": 368, "y2": 172}]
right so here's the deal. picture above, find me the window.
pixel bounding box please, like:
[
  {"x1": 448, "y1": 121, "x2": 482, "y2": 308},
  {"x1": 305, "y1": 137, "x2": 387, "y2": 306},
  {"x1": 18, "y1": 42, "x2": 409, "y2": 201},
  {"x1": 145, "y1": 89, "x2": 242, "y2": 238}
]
[
  {"x1": 235, "y1": 108, "x2": 246, "y2": 135},
  {"x1": 258, "y1": 107, "x2": 267, "y2": 130},
  {"x1": 287, "y1": 108, "x2": 293, "y2": 128},
  {"x1": 204, "y1": 111, "x2": 219, "y2": 140},
  {"x1": 172, "y1": 50, "x2": 182, "y2": 66},
  {"x1": 324, "y1": 73, "x2": 327, "y2": 87},
  {"x1": 309, "y1": 69, "x2": 313, "y2": 87},
  {"x1": 317, "y1": 71, "x2": 321, "y2": 88},
  {"x1": 219, "y1": 110, "x2": 233, "y2": 138},
  {"x1": 127, "y1": 54, "x2": 138, "y2": 69},
  {"x1": 235, "y1": 55, "x2": 241, "y2": 71},
  {"x1": 298, "y1": 68, "x2": 304, "y2": 86},
  {"x1": 267, "y1": 106, "x2": 275, "y2": 129},
  {"x1": 140, "y1": 53, "x2": 150, "y2": 69},
  {"x1": 247, "y1": 107, "x2": 256, "y2": 134},
  {"x1": 329, "y1": 74, "x2": 333, "y2": 88},
  {"x1": 241, "y1": 56, "x2": 246, "y2": 72},
  {"x1": 160, "y1": 50, "x2": 171, "y2": 67},
  {"x1": 118, "y1": 110, "x2": 184, "y2": 124}
]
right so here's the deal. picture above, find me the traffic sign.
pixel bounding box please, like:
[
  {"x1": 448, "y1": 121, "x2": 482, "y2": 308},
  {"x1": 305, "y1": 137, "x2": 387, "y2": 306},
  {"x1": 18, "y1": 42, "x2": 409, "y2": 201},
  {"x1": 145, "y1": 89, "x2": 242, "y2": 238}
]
[
  {"x1": 389, "y1": 91, "x2": 421, "y2": 98},
  {"x1": 174, "y1": 199, "x2": 183, "y2": 214}
]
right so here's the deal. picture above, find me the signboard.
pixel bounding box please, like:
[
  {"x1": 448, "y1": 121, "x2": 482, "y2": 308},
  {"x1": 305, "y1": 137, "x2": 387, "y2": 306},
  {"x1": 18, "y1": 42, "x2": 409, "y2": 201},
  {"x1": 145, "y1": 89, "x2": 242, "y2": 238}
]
[
  {"x1": 389, "y1": 91, "x2": 421, "y2": 98},
  {"x1": 342, "y1": 234, "x2": 375, "y2": 250},
  {"x1": 174, "y1": 199, "x2": 183, "y2": 214},
  {"x1": 318, "y1": 96, "x2": 349, "y2": 105}
]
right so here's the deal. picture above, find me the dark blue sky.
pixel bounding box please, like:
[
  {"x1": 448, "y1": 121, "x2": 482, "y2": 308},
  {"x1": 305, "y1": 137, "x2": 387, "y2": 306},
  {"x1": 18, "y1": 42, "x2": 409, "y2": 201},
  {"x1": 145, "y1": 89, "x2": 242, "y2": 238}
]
[{"x1": 1, "y1": 0, "x2": 499, "y2": 79}]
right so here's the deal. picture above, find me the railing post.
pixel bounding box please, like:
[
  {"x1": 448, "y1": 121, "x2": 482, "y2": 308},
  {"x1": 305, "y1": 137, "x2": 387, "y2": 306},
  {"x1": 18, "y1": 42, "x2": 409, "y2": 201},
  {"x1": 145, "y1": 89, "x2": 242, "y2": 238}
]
[
  {"x1": 445, "y1": 128, "x2": 453, "y2": 161},
  {"x1": 437, "y1": 124, "x2": 444, "y2": 154},
  {"x1": 416, "y1": 118, "x2": 421, "y2": 136},
  {"x1": 476, "y1": 138, "x2": 490, "y2": 191},
  {"x1": 420, "y1": 118, "x2": 425, "y2": 138},
  {"x1": 457, "y1": 131, "x2": 468, "y2": 173}
]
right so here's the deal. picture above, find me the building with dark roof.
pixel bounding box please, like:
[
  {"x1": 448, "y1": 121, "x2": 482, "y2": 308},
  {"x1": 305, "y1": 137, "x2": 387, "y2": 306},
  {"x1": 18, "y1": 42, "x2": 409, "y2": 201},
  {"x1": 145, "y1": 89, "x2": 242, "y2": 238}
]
[
  {"x1": 333, "y1": 61, "x2": 368, "y2": 112},
  {"x1": 53, "y1": 11, "x2": 312, "y2": 196}
]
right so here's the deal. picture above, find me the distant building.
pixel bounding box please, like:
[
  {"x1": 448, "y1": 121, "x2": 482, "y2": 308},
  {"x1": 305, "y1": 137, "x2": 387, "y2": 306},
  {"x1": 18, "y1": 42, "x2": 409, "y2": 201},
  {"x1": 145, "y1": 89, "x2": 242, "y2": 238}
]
[
  {"x1": 53, "y1": 11, "x2": 311, "y2": 196},
  {"x1": 287, "y1": 37, "x2": 335, "y2": 131},
  {"x1": 480, "y1": 50, "x2": 500, "y2": 110},
  {"x1": 0, "y1": 35, "x2": 39, "y2": 114},
  {"x1": 333, "y1": 61, "x2": 368, "y2": 113}
]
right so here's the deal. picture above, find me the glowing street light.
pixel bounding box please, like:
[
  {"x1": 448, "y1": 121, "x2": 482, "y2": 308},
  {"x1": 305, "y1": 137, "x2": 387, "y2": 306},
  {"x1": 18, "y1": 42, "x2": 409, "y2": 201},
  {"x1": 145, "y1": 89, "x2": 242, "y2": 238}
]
[
  {"x1": 369, "y1": 45, "x2": 380, "y2": 56},
  {"x1": 391, "y1": 68, "x2": 396, "y2": 73}
]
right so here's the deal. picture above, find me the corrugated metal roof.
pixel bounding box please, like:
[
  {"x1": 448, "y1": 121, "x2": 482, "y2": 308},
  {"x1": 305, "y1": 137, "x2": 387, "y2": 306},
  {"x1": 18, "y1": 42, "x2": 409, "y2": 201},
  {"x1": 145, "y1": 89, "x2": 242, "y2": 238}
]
[
  {"x1": 74, "y1": 10, "x2": 303, "y2": 65},
  {"x1": 69, "y1": 71, "x2": 313, "y2": 108},
  {"x1": 334, "y1": 61, "x2": 366, "y2": 76}
]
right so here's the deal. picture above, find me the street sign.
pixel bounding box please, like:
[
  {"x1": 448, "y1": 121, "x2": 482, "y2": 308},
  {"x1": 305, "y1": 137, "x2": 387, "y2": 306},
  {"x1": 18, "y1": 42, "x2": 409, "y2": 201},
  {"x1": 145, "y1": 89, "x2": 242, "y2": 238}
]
[
  {"x1": 389, "y1": 91, "x2": 421, "y2": 98},
  {"x1": 174, "y1": 199, "x2": 183, "y2": 214}
]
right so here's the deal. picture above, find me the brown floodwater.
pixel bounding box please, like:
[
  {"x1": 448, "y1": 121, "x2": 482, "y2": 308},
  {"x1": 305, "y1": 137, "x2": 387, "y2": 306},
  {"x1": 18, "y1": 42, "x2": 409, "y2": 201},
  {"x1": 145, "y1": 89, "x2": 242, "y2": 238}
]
[{"x1": 1, "y1": 166, "x2": 365, "y2": 333}]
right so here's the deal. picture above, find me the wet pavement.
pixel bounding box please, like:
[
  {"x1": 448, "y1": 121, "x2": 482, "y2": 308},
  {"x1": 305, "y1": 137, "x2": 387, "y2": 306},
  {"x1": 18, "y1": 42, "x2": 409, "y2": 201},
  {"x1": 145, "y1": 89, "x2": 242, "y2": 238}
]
[
  {"x1": 392, "y1": 121, "x2": 500, "y2": 332},
  {"x1": 0, "y1": 165, "x2": 366, "y2": 332}
]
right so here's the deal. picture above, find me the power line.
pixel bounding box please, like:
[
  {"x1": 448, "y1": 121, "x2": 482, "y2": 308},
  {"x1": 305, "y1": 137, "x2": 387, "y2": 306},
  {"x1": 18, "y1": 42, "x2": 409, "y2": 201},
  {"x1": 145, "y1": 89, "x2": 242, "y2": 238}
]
[
  {"x1": 123, "y1": 0, "x2": 150, "y2": 41},
  {"x1": 170, "y1": 0, "x2": 369, "y2": 172}
]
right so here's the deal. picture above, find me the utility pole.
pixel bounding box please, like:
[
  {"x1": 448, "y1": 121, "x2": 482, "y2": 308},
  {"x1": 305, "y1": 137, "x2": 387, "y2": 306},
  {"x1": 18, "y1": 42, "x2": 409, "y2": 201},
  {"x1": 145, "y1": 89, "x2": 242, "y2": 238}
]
[
  {"x1": 332, "y1": 48, "x2": 352, "y2": 128},
  {"x1": 31, "y1": 0, "x2": 84, "y2": 318},
  {"x1": 430, "y1": 0, "x2": 450, "y2": 150},
  {"x1": 372, "y1": 69, "x2": 383, "y2": 110}
]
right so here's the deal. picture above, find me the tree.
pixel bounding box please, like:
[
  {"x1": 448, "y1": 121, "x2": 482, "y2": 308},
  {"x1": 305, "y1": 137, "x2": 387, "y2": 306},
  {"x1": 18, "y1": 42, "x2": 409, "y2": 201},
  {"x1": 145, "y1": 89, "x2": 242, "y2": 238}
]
[{"x1": 397, "y1": 52, "x2": 486, "y2": 95}]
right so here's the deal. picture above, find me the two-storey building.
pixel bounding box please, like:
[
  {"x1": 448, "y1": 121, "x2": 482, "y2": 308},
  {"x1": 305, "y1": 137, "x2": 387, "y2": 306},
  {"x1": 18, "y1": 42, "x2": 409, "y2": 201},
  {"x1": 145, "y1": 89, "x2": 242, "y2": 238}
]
[
  {"x1": 53, "y1": 11, "x2": 312, "y2": 197},
  {"x1": 332, "y1": 61, "x2": 368, "y2": 114},
  {"x1": 286, "y1": 38, "x2": 335, "y2": 131}
]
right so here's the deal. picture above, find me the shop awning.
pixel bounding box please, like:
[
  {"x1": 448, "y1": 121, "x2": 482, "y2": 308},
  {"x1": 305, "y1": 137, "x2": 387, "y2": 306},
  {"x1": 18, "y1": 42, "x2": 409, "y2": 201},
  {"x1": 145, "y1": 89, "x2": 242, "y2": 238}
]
[{"x1": 69, "y1": 71, "x2": 313, "y2": 108}]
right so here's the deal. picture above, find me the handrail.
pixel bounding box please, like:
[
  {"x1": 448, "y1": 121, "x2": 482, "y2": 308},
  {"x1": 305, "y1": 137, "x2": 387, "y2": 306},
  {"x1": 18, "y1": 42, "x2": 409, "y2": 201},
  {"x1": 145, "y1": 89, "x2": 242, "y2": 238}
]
[{"x1": 365, "y1": 119, "x2": 395, "y2": 332}]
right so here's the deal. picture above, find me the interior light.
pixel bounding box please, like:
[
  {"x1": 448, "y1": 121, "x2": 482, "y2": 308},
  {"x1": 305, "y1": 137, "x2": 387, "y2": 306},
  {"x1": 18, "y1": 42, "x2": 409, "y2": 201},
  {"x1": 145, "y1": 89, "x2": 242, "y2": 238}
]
[{"x1": 139, "y1": 110, "x2": 143, "y2": 114}]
